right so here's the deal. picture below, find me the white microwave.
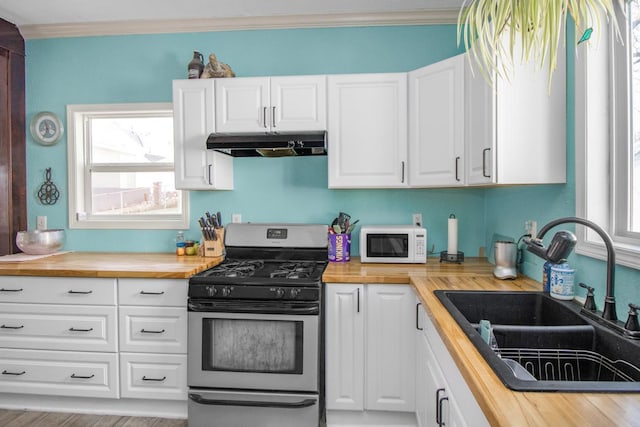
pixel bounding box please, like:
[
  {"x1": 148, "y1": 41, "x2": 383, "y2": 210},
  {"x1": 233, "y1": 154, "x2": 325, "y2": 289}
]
[{"x1": 360, "y1": 225, "x2": 427, "y2": 263}]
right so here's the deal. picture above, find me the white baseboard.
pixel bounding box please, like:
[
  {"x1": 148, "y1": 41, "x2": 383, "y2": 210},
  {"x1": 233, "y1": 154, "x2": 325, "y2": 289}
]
[{"x1": 327, "y1": 410, "x2": 417, "y2": 427}]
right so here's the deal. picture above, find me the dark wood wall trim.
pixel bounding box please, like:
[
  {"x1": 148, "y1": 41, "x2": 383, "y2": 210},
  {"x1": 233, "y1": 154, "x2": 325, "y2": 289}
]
[{"x1": 0, "y1": 17, "x2": 26, "y2": 255}]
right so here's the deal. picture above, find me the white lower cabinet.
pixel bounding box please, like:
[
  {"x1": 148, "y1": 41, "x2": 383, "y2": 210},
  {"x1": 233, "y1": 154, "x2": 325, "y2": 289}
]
[
  {"x1": 119, "y1": 352, "x2": 187, "y2": 400},
  {"x1": 0, "y1": 275, "x2": 189, "y2": 417},
  {"x1": 0, "y1": 303, "x2": 117, "y2": 352},
  {"x1": 0, "y1": 277, "x2": 119, "y2": 399},
  {"x1": 117, "y1": 278, "x2": 188, "y2": 401},
  {"x1": 0, "y1": 348, "x2": 118, "y2": 398},
  {"x1": 326, "y1": 283, "x2": 416, "y2": 421},
  {"x1": 415, "y1": 300, "x2": 489, "y2": 427}
]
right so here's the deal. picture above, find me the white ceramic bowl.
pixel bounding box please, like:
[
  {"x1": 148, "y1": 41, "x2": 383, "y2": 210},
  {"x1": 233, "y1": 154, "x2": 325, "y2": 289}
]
[{"x1": 16, "y1": 229, "x2": 65, "y2": 255}]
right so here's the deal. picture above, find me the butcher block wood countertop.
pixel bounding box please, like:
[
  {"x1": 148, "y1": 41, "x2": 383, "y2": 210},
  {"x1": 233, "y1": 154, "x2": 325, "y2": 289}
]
[
  {"x1": 324, "y1": 257, "x2": 640, "y2": 427},
  {"x1": 0, "y1": 252, "x2": 222, "y2": 278}
]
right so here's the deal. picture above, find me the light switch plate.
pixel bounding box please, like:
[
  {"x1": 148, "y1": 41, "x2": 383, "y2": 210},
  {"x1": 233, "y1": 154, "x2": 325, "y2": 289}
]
[{"x1": 36, "y1": 216, "x2": 47, "y2": 230}]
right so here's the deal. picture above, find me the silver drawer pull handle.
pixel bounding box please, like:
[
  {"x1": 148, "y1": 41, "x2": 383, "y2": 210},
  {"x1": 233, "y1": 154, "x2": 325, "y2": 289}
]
[
  {"x1": 68, "y1": 290, "x2": 93, "y2": 294},
  {"x1": 69, "y1": 327, "x2": 93, "y2": 332},
  {"x1": 2, "y1": 370, "x2": 26, "y2": 375},
  {"x1": 0, "y1": 288, "x2": 23, "y2": 292},
  {"x1": 70, "y1": 373, "x2": 95, "y2": 379},
  {"x1": 142, "y1": 375, "x2": 167, "y2": 382},
  {"x1": 1, "y1": 324, "x2": 24, "y2": 329},
  {"x1": 140, "y1": 329, "x2": 165, "y2": 334},
  {"x1": 139, "y1": 291, "x2": 165, "y2": 295}
]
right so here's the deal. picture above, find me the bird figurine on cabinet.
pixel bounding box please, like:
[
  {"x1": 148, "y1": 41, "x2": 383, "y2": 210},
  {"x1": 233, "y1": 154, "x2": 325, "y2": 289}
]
[{"x1": 201, "y1": 53, "x2": 236, "y2": 78}]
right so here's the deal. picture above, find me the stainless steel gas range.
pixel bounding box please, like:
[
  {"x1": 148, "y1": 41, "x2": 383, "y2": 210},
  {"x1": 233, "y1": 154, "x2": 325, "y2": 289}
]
[{"x1": 187, "y1": 223, "x2": 328, "y2": 427}]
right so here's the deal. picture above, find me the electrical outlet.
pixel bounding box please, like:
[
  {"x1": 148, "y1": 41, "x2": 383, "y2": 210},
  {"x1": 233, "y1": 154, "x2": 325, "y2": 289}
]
[
  {"x1": 36, "y1": 216, "x2": 47, "y2": 230},
  {"x1": 232, "y1": 213, "x2": 242, "y2": 223},
  {"x1": 525, "y1": 220, "x2": 537, "y2": 237},
  {"x1": 412, "y1": 213, "x2": 422, "y2": 227}
]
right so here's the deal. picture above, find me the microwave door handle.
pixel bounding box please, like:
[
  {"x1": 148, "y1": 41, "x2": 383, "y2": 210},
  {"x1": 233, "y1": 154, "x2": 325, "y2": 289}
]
[{"x1": 189, "y1": 393, "x2": 317, "y2": 409}]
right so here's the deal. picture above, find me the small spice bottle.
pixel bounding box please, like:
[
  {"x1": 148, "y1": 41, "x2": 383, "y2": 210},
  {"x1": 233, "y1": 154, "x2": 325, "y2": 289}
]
[
  {"x1": 176, "y1": 241, "x2": 186, "y2": 256},
  {"x1": 175, "y1": 231, "x2": 185, "y2": 256}
]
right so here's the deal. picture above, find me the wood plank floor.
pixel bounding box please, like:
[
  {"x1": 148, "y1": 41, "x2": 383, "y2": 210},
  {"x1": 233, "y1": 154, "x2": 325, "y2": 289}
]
[{"x1": 0, "y1": 410, "x2": 187, "y2": 427}]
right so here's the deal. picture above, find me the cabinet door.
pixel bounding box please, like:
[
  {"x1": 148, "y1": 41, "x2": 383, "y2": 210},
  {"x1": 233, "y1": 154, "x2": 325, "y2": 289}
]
[
  {"x1": 119, "y1": 306, "x2": 187, "y2": 354},
  {"x1": 270, "y1": 76, "x2": 326, "y2": 131},
  {"x1": 173, "y1": 80, "x2": 234, "y2": 190},
  {"x1": 415, "y1": 300, "x2": 429, "y2": 427},
  {"x1": 0, "y1": 348, "x2": 118, "y2": 398},
  {"x1": 118, "y1": 278, "x2": 187, "y2": 307},
  {"x1": 0, "y1": 303, "x2": 117, "y2": 352},
  {"x1": 464, "y1": 58, "x2": 495, "y2": 185},
  {"x1": 465, "y1": 41, "x2": 566, "y2": 185},
  {"x1": 421, "y1": 303, "x2": 489, "y2": 427},
  {"x1": 325, "y1": 283, "x2": 364, "y2": 411},
  {"x1": 409, "y1": 54, "x2": 465, "y2": 187},
  {"x1": 120, "y1": 352, "x2": 187, "y2": 400},
  {"x1": 365, "y1": 284, "x2": 415, "y2": 411},
  {"x1": 215, "y1": 77, "x2": 269, "y2": 132},
  {"x1": 328, "y1": 74, "x2": 408, "y2": 188}
]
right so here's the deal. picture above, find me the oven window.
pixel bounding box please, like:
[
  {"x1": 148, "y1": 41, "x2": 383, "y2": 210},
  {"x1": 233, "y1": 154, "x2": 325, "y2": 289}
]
[
  {"x1": 202, "y1": 318, "x2": 304, "y2": 374},
  {"x1": 366, "y1": 233, "x2": 409, "y2": 258}
]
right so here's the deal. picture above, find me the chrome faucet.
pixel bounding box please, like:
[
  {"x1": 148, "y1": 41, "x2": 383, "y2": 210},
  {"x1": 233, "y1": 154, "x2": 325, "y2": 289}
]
[{"x1": 524, "y1": 217, "x2": 617, "y2": 321}]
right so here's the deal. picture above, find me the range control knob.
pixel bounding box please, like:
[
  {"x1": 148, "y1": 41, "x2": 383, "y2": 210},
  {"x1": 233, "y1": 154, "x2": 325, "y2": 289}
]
[
  {"x1": 275, "y1": 288, "x2": 285, "y2": 298},
  {"x1": 206, "y1": 286, "x2": 218, "y2": 297},
  {"x1": 222, "y1": 287, "x2": 232, "y2": 297},
  {"x1": 290, "y1": 288, "x2": 300, "y2": 298}
]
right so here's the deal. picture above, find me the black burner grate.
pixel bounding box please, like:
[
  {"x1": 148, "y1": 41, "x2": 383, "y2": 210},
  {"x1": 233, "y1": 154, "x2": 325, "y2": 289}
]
[{"x1": 206, "y1": 260, "x2": 265, "y2": 278}]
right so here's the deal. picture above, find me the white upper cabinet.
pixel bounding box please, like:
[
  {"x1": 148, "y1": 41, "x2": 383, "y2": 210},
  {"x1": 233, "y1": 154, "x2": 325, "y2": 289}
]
[
  {"x1": 215, "y1": 75, "x2": 326, "y2": 133},
  {"x1": 409, "y1": 54, "x2": 465, "y2": 187},
  {"x1": 328, "y1": 73, "x2": 408, "y2": 188},
  {"x1": 172, "y1": 80, "x2": 233, "y2": 190},
  {"x1": 465, "y1": 42, "x2": 566, "y2": 185}
]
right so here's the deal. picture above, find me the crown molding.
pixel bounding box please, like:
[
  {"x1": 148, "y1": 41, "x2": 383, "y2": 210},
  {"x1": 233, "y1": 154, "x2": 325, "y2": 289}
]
[{"x1": 19, "y1": 9, "x2": 460, "y2": 39}]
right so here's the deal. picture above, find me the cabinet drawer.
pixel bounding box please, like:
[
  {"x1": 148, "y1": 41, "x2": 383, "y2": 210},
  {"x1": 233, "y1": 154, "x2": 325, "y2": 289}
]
[
  {"x1": 118, "y1": 279, "x2": 187, "y2": 307},
  {"x1": 0, "y1": 303, "x2": 117, "y2": 352},
  {"x1": 0, "y1": 276, "x2": 116, "y2": 305},
  {"x1": 0, "y1": 348, "x2": 118, "y2": 398},
  {"x1": 120, "y1": 352, "x2": 187, "y2": 400},
  {"x1": 119, "y1": 306, "x2": 187, "y2": 353}
]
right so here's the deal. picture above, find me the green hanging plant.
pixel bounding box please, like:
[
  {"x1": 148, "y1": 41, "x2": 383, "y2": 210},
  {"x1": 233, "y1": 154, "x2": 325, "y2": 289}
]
[{"x1": 457, "y1": 0, "x2": 623, "y2": 83}]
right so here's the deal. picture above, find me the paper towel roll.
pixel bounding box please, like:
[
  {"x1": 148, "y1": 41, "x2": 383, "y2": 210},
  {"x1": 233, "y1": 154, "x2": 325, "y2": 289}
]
[{"x1": 447, "y1": 215, "x2": 458, "y2": 254}]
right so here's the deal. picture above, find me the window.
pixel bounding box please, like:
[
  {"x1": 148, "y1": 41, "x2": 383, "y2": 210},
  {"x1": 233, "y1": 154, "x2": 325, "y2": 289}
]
[
  {"x1": 67, "y1": 103, "x2": 188, "y2": 229},
  {"x1": 576, "y1": 1, "x2": 640, "y2": 269}
]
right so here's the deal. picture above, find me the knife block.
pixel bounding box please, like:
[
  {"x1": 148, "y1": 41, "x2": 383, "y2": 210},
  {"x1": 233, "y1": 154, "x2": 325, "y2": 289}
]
[{"x1": 201, "y1": 228, "x2": 225, "y2": 257}]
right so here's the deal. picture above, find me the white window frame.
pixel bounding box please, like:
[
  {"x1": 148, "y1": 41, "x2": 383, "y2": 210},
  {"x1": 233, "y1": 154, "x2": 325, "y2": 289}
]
[
  {"x1": 67, "y1": 103, "x2": 189, "y2": 229},
  {"x1": 575, "y1": 3, "x2": 640, "y2": 270}
]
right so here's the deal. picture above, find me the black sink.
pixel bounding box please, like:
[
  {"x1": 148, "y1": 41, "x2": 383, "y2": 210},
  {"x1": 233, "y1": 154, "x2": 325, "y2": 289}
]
[{"x1": 434, "y1": 290, "x2": 640, "y2": 392}]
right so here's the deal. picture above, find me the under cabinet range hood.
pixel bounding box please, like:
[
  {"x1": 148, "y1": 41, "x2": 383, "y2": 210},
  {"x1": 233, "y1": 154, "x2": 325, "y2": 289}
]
[{"x1": 206, "y1": 131, "x2": 327, "y2": 157}]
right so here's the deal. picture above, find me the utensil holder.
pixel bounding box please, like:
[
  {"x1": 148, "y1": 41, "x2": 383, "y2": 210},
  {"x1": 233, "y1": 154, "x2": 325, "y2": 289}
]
[
  {"x1": 329, "y1": 233, "x2": 351, "y2": 262},
  {"x1": 202, "y1": 228, "x2": 225, "y2": 257}
]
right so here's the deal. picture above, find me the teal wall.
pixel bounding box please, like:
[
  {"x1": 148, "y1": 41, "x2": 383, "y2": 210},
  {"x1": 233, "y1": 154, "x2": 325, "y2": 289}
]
[
  {"x1": 23, "y1": 23, "x2": 640, "y2": 318},
  {"x1": 25, "y1": 25, "x2": 483, "y2": 256}
]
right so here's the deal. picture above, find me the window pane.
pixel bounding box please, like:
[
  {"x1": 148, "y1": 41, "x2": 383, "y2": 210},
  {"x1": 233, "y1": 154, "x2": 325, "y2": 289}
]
[
  {"x1": 90, "y1": 116, "x2": 174, "y2": 164},
  {"x1": 90, "y1": 171, "x2": 181, "y2": 216},
  {"x1": 631, "y1": 0, "x2": 640, "y2": 231}
]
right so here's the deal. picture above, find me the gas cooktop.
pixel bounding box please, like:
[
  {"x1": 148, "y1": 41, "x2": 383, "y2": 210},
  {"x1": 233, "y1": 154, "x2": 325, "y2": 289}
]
[{"x1": 190, "y1": 258, "x2": 326, "y2": 285}]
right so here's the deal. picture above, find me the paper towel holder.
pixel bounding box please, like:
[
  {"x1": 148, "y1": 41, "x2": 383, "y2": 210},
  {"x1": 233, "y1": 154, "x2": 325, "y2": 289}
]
[{"x1": 440, "y1": 214, "x2": 464, "y2": 263}]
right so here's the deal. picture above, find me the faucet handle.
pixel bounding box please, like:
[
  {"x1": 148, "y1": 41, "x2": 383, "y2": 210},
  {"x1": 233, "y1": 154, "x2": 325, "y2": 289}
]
[
  {"x1": 624, "y1": 303, "x2": 640, "y2": 332},
  {"x1": 578, "y1": 282, "x2": 597, "y2": 311}
]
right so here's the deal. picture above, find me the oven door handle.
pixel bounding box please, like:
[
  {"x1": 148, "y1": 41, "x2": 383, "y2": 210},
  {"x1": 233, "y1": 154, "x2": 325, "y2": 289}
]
[
  {"x1": 188, "y1": 300, "x2": 319, "y2": 315},
  {"x1": 188, "y1": 393, "x2": 317, "y2": 409}
]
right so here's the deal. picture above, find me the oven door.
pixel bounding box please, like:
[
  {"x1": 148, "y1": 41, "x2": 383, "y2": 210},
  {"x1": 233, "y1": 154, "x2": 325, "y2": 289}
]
[{"x1": 188, "y1": 301, "x2": 319, "y2": 392}]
